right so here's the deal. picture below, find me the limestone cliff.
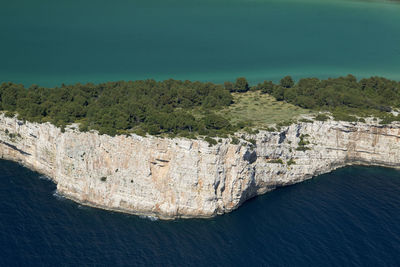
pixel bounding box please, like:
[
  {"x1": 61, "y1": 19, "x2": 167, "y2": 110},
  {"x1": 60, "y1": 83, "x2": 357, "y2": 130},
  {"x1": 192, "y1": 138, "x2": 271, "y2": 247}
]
[{"x1": 1, "y1": 114, "x2": 399, "y2": 219}]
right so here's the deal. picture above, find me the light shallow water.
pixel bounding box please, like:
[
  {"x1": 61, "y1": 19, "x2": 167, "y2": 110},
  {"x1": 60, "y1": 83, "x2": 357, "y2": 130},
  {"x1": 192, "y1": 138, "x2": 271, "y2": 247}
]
[
  {"x1": 1, "y1": 0, "x2": 400, "y2": 87},
  {"x1": 0, "y1": 159, "x2": 400, "y2": 266}
]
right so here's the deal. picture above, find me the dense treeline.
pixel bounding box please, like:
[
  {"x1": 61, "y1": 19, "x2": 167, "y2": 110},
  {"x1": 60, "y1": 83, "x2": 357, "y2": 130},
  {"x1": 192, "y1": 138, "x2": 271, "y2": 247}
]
[
  {"x1": 0, "y1": 79, "x2": 233, "y2": 136},
  {"x1": 255, "y1": 75, "x2": 400, "y2": 121},
  {"x1": 1, "y1": 75, "x2": 400, "y2": 137}
]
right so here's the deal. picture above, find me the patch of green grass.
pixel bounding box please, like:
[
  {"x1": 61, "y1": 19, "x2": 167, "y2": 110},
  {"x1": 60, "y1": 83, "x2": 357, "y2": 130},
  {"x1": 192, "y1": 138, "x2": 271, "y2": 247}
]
[{"x1": 216, "y1": 91, "x2": 313, "y2": 128}]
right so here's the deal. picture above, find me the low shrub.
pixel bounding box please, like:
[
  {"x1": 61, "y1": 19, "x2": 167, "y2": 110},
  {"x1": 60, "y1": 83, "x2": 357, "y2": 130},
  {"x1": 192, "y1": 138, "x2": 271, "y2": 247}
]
[
  {"x1": 314, "y1": 114, "x2": 329, "y2": 121},
  {"x1": 287, "y1": 158, "x2": 296, "y2": 165},
  {"x1": 297, "y1": 134, "x2": 311, "y2": 151},
  {"x1": 231, "y1": 136, "x2": 240, "y2": 145},
  {"x1": 269, "y1": 158, "x2": 284, "y2": 164},
  {"x1": 204, "y1": 136, "x2": 217, "y2": 146},
  {"x1": 248, "y1": 139, "x2": 256, "y2": 146}
]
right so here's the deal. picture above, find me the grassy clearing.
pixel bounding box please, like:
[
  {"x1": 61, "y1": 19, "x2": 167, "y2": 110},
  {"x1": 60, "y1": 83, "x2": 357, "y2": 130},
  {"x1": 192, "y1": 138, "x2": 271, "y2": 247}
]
[{"x1": 217, "y1": 91, "x2": 313, "y2": 128}]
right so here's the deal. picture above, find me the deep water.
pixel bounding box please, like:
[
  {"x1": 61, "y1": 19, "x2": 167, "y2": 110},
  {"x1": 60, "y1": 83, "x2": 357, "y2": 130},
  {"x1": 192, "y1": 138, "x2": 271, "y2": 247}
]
[
  {"x1": 1, "y1": 0, "x2": 400, "y2": 265},
  {"x1": 1, "y1": 0, "x2": 400, "y2": 87},
  {"x1": 0, "y1": 159, "x2": 399, "y2": 266}
]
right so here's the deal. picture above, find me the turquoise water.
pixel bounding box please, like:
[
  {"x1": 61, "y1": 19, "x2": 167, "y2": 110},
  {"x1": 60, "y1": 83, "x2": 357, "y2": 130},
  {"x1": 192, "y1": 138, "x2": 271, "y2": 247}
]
[
  {"x1": 1, "y1": 0, "x2": 400, "y2": 87},
  {"x1": 1, "y1": 2, "x2": 400, "y2": 265}
]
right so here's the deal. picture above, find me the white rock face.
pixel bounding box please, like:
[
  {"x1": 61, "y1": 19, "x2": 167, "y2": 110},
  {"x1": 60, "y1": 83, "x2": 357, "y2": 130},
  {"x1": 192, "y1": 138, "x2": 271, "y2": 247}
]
[{"x1": 1, "y1": 114, "x2": 400, "y2": 219}]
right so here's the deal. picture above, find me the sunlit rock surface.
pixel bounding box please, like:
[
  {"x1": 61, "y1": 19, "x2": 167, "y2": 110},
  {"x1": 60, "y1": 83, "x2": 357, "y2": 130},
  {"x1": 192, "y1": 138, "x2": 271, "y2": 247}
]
[{"x1": 1, "y1": 114, "x2": 399, "y2": 219}]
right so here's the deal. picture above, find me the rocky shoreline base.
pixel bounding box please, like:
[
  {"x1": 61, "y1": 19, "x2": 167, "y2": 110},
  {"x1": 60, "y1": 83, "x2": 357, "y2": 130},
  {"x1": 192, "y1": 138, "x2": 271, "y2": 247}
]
[{"x1": 1, "y1": 114, "x2": 399, "y2": 219}]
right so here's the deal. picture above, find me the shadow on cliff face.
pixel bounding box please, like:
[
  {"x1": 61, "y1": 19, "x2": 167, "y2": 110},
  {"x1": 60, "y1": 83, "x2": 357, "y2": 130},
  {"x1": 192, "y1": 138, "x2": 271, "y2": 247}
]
[{"x1": 243, "y1": 150, "x2": 257, "y2": 164}]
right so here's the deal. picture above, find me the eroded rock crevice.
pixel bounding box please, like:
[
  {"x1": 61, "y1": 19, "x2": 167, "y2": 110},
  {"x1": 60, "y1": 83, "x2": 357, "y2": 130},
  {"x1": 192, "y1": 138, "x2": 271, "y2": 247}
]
[{"x1": 1, "y1": 114, "x2": 400, "y2": 219}]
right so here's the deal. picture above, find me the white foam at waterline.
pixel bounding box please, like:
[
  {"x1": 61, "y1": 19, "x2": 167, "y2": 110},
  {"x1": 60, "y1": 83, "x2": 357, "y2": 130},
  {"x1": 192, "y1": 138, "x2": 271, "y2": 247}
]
[
  {"x1": 139, "y1": 215, "x2": 159, "y2": 221},
  {"x1": 77, "y1": 204, "x2": 90, "y2": 210},
  {"x1": 39, "y1": 175, "x2": 51, "y2": 181},
  {"x1": 52, "y1": 190, "x2": 65, "y2": 200}
]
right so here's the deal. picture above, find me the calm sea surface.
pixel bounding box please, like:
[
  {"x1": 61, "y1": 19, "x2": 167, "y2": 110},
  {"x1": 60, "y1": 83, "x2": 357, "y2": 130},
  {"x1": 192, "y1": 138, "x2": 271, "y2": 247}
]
[
  {"x1": 1, "y1": 0, "x2": 400, "y2": 266},
  {"x1": 0, "y1": 160, "x2": 399, "y2": 266},
  {"x1": 0, "y1": 0, "x2": 400, "y2": 87}
]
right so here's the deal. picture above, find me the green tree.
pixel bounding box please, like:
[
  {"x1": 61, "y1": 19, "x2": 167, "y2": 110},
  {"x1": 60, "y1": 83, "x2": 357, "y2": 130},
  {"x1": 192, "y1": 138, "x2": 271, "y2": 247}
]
[
  {"x1": 280, "y1": 76, "x2": 294, "y2": 88},
  {"x1": 203, "y1": 113, "x2": 230, "y2": 130},
  {"x1": 271, "y1": 86, "x2": 285, "y2": 101},
  {"x1": 234, "y1": 77, "x2": 249, "y2": 92},
  {"x1": 258, "y1": 81, "x2": 275, "y2": 94},
  {"x1": 1, "y1": 88, "x2": 18, "y2": 111},
  {"x1": 224, "y1": 81, "x2": 234, "y2": 92}
]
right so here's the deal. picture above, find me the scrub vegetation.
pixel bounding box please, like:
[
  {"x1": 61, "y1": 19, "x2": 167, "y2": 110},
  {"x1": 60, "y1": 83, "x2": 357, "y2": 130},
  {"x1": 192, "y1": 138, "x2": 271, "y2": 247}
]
[
  {"x1": 258, "y1": 74, "x2": 400, "y2": 124},
  {"x1": 1, "y1": 75, "x2": 400, "y2": 138},
  {"x1": 217, "y1": 91, "x2": 311, "y2": 127}
]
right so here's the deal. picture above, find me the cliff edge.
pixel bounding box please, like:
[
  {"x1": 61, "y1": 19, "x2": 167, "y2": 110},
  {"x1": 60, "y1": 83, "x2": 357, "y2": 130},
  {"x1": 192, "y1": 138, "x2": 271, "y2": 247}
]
[{"x1": 1, "y1": 114, "x2": 399, "y2": 219}]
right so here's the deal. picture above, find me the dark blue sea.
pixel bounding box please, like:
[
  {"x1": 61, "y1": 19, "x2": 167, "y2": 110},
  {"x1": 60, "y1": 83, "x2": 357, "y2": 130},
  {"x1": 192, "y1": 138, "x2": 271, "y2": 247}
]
[
  {"x1": 1, "y1": 159, "x2": 399, "y2": 266},
  {"x1": 1, "y1": 0, "x2": 400, "y2": 265}
]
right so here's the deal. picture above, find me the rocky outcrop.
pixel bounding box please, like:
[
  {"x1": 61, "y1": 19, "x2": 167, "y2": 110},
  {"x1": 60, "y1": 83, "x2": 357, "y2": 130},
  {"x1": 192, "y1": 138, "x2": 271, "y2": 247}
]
[{"x1": 1, "y1": 114, "x2": 400, "y2": 219}]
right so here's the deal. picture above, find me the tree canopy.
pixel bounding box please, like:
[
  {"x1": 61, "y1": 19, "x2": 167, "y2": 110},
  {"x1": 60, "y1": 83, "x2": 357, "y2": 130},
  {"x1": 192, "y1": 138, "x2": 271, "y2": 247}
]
[
  {"x1": 0, "y1": 79, "x2": 233, "y2": 136},
  {"x1": 255, "y1": 75, "x2": 400, "y2": 122},
  {"x1": 1, "y1": 75, "x2": 400, "y2": 137},
  {"x1": 233, "y1": 77, "x2": 250, "y2": 92}
]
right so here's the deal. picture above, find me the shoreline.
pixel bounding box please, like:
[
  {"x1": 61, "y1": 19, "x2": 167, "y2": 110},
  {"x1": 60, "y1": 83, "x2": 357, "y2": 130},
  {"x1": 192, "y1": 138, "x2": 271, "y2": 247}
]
[{"x1": 1, "y1": 114, "x2": 400, "y2": 219}]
